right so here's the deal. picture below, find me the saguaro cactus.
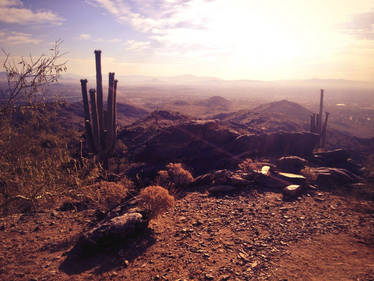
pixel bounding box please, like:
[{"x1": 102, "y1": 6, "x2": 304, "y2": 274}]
[
  {"x1": 310, "y1": 89, "x2": 329, "y2": 148},
  {"x1": 80, "y1": 50, "x2": 117, "y2": 169}
]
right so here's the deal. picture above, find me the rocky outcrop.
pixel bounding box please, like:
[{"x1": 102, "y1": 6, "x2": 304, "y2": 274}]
[
  {"x1": 120, "y1": 116, "x2": 319, "y2": 174},
  {"x1": 310, "y1": 167, "x2": 361, "y2": 189},
  {"x1": 193, "y1": 169, "x2": 251, "y2": 187}
]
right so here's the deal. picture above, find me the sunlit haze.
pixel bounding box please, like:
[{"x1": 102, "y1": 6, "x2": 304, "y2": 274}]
[{"x1": 0, "y1": 0, "x2": 374, "y2": 81}]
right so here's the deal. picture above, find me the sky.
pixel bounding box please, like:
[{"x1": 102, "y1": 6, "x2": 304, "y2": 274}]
[{"x1": 0, "y1": 0, "x2": 373, "y2": 81}]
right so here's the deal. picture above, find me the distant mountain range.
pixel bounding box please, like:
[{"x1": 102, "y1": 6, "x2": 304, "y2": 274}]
[
  {"x1": 1, "y1": 71, "x2": 372, "y2": 90},
  {"x1": 53, "y1": 73, "x2": 373, "y2": 89}
]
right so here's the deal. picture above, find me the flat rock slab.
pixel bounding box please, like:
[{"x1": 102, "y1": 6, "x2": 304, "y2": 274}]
[{"x1": 277, "y1": 172, "x2": 306, "y2": 185}]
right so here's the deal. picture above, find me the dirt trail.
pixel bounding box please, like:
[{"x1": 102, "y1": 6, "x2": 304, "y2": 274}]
[{"x1": 0, "y1": 188, "x2": 373, "y2": 280}]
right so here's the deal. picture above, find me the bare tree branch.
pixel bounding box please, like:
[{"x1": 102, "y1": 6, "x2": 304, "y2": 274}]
[{"x1": 0, "y1": 39, "x2": 67, "y2": 116}]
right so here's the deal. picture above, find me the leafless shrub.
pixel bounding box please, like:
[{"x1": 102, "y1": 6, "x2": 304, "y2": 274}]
[
  {"x1": 157, "y1": 163, "x2": 193, "y2": 190},
  {"x1": 1, "y1": 40, "x2": 67, "y2": 116},
  {"x1": 136, "y1": 185, "x2": 175, "y2": 220},
  {"x1": 80, "y1": 181, "x2": 129, "y2": 211},
  {"x1": 238, "y1": 158, "x2": 263, "y2": 173}
]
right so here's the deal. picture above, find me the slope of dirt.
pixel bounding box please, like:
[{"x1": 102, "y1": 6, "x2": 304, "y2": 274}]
[{"x1": 1, "y1": 187, "x2": 373, "y2": 280}]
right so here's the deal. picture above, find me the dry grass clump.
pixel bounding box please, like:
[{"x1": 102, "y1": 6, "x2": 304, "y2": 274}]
[
  {"x1": 136, "y1": 185, "x2": 175, "y2": 220},
  {"x1": 238, "y1": 158, "x2": 263, "y2": 173},
  {"x1": 0, "y1": 114, "x2": 101, "y2": 215},
  {"x1": 80, "y1": 181, "x2": 129, "y2": 210},
  {"x1": 157, "y1": 163, "x2": 193, "y2": 189}
]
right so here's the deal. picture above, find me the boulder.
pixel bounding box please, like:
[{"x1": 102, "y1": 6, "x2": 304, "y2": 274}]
[
  {"x1": 276, "y1": 156, "x2": 308, "y2": 172},
  {"x1": 80, "y1": 211, "x2": 148, "y2": 246},
  {"x1": 283, "y1": 185, "x2": 303, "y2": 197}
]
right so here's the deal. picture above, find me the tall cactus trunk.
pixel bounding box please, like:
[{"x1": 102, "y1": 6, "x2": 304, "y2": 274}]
[
  {"x1": 95, "y1": 50, "x2": 104, "y2": 146},
  {"x1": 310, "y1": 89, "x2": 329, "y2": 149},
  {"x1": 80, "y1": 50, "x2": 118, "y2": 170}
]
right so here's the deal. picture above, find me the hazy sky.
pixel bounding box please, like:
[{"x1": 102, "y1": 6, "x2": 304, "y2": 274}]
[{"x1": 0, "y1": 0, "x2": 373, "y2": 81}]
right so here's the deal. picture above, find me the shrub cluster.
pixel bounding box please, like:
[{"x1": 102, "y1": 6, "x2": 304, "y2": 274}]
[
  {"x1": 80, "y1": 181, "x2": 129, "y2": 211},
  {"x1": 157, "y1": 163, "x2": 193, "y2": 190},
  {"x1": 136, "y1": 185, "x2": 175, "y2": 220},
  {"x1": 238, "y1": 158, "x2": 263, "y2": 173}
]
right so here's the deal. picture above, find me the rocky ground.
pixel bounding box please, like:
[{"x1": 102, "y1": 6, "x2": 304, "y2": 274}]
[{"x1": 1, "y1": 184, "x2": 373, "y2": 281}]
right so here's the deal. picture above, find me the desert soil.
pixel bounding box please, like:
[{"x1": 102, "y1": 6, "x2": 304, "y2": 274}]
[{"x1": 0, "y1": 188, "x2": 373, "y2": 281}]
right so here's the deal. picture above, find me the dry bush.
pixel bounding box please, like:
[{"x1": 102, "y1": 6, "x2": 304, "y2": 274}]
[
  {"x1": 136, "y1": 185, "x2": 175, "y2": 220},
  {"x1": 0, "y1": 109, "x2": 102, "y2": 215},
  {"x1": 80, "y1": 181, "x2": 129, "y2": 210},
  {"x1": 157, "y1": 163, "x2": 193, "y2": 190},
  {"x1": 301, "y1": 166, "x2": 318, "y2": 182},
  {"x1": 238, "y1": 158, "x2": 263, "y2": 173}
]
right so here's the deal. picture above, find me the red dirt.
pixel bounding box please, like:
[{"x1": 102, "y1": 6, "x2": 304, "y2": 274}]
[{"x1": 0, "y1": 188, "x2": 373, "y2": 280}]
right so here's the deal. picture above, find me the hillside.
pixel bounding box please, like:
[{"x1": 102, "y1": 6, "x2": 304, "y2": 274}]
[
  {"x1": 252, "y1": 99, "x2": 312, "y2": 120},
  {"x1": 1, "y1": 96, "x2": 374, "y2": 281}
]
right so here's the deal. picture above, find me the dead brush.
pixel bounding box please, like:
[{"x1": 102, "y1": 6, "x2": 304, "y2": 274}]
[
  {"x1": 300, "y1": 166, "x2": 318, "y2": 182},
  {"x1": 79, "y1": 181, "x2": 129, "y2": 211},
  {"x1": 157, "y1": 163, "x2": 193, "y2": 192},
  {"x1": 238, "y1": 158, "x2": 264, "y2": 174},
  {"x1": 136, "y1": 185, "x2": 175, "y2": 220}
]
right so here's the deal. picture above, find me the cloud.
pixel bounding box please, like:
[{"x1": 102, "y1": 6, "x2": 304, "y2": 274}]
[
  {"x1": 87, "y1": 0, "x2": 204, "y2": 33},
  {"x1": 79, "y1": 33, "x2": 123, "y2": 43},
  {"x1": 339, "y1": 11, "x2": 374, "y2": 40},
  {"x1": 0, "y1": 31, "x2": 41, "y2": 45},
  {"x1": 0, "y1": 0, "x2": 64, "y2": 25},
  {"x1": 124, "y1": 40, "x2": 151, "y2": 51},
  {"x1": 87, "y1": 0, "x2": 216, "y2": 58},
  {"x1": 80, "y1": 33, "x2": 91, "y2": 40}
]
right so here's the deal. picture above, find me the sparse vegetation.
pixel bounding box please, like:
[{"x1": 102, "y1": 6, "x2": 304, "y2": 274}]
[
  {"x1": 157, "y1": 162, "x2": 194, "y2": 190},
  {"x1": 0, "y1": 42, "x2": 101, "y2": 215},
  {"x1": 301, "y1": 166, "x2": 318, "y2": 182},
  {"x1": 0, "y1": 112, "x2": 101, "y2": 215},
  {"x1": 238, "y1": 158, "x2": 263, "y2": 173},
  {"x1": 1, "y1": 40, "x2": 67, "y2": 116},
  {"x1": 136, "y1": 185, "x2": 175, "y2": 220},
  {"x1": 80, "y1": 181, "x2": 129, "y2": 211}
]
